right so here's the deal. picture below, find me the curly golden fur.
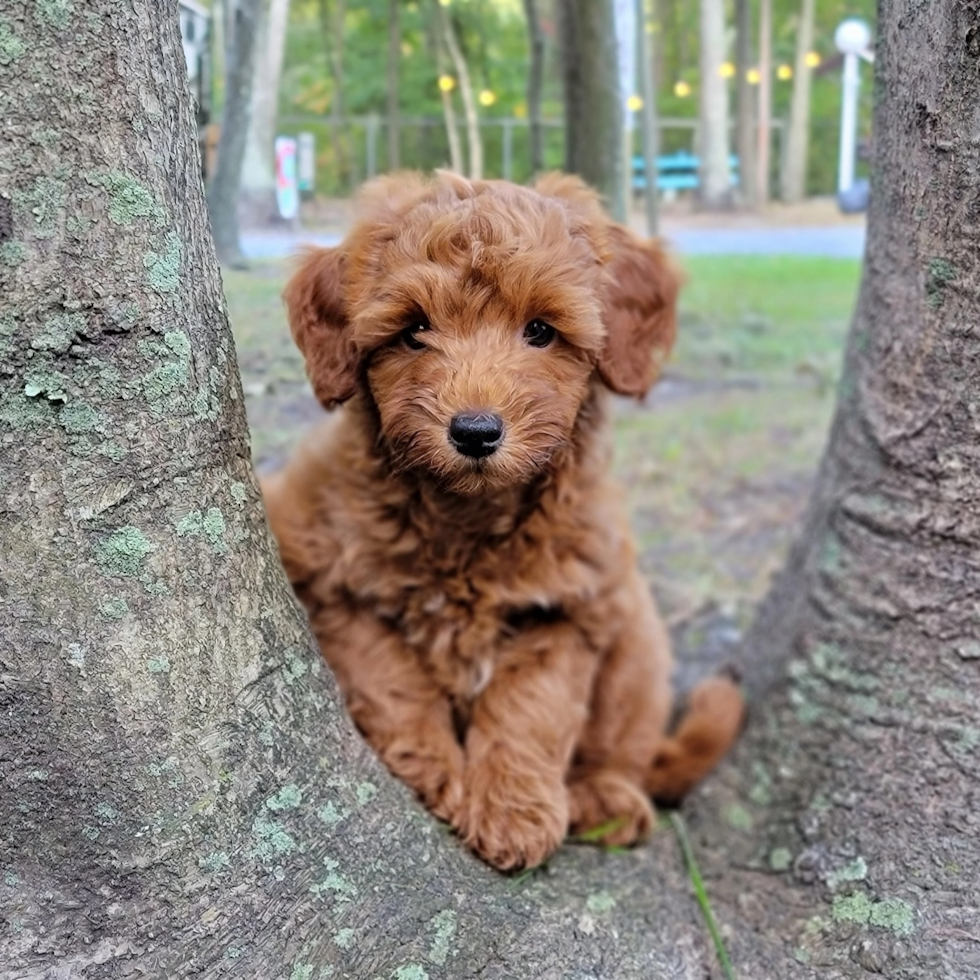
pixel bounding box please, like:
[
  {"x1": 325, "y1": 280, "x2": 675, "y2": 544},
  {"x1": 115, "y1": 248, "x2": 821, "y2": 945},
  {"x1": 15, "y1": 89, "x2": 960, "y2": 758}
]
[{"x1": 261, "y1": 171, "x2": 745, "y2": 870}]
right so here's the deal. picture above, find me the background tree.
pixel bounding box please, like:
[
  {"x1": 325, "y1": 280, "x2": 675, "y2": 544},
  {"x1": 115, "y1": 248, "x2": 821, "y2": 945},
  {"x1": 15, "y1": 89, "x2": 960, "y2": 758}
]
[
  {"x1": 696, "y1": 0, "x2": 732, "y2": 207},
  {"x1": 635, "y1": 0, "x2": 661, "y2": 233},
  {"x1": 522, "y1": 0, "x2": 546, "y2": 175},
  {"x1": 557, "y1": 0, "x2": 625, "y2": 218},
  {"x1": 755, "y1": 0, "x2": 773, "y2": 204},
  {"x1": 780, "y1": 0, "x2": 815, "y2": 202},
  {"x1": 387, "y1": 0, "x2": 402, "y2": 169},
  {"x1": 241, "y1": 0, "x2": 292, "y2": 224},
  {"x1": 319, "y1": 0, "x2": 352, "y2": 188},
  {"x1": 430, "y1": 0, "x2": 465, "y2": 172},
  {"x1": 734, "y1": 0, "x2": 756, "y2": 204},
  {"x1": 435, "y1": 0, "x2": 483, "y2": 179},
  {"x1": 208, "y1": 0, "x2": 264, "y2": 265}
]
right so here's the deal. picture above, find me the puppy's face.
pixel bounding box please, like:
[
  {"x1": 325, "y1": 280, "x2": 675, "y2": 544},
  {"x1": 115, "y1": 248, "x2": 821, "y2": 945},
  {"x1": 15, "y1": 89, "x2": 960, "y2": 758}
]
[{"x1": 285, "y1": 173, "x2": 680, "y2": 495}]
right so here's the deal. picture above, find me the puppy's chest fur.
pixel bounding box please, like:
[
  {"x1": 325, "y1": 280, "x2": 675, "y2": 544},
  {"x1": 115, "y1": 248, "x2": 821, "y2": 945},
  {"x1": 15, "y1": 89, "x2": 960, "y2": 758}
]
[{"x1": 323, "y1": 482, "x2": 624, "y2": 706}]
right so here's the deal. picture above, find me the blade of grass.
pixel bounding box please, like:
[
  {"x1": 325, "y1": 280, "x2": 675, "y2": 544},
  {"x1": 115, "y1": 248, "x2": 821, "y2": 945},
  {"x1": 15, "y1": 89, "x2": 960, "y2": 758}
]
[
  {"x1": 508, "y1": 862, "x2": 546, "y2": 888},
  {"x1": 568, "y1": 815, "x2": 629, "y2": 843},
  {"x1": 670, "y1": 811, "x2": 737, "y2": 980}
]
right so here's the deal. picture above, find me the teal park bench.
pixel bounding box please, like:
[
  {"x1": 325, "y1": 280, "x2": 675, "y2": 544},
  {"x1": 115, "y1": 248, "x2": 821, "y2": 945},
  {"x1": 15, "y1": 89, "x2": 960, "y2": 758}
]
[{"x1": 632, "y1": 151, "x2": 740, "y2": 194}]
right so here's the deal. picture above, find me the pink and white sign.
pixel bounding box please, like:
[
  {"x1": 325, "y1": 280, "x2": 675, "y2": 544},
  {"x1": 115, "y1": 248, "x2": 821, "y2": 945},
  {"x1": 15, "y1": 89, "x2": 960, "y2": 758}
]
[{"x1": 275, "y1": 136, "x2": 299, "y2": 220}]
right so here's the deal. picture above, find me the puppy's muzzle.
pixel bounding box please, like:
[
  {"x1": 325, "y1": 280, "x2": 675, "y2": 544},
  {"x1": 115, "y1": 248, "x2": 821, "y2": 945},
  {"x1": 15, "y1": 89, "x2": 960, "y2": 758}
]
[{"x1": 449, "y1": 412, "x2": 504, "y2": 458}]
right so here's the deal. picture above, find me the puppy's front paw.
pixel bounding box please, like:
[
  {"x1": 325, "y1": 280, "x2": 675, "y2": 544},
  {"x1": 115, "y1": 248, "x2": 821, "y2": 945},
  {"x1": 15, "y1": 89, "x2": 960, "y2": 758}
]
[
  {"x1": 422, "y1": 767, "x2": 465, "y2": 824},
  {"x1": 567, "y1": 769, "x2": 654, "y2": 847},
  {"x1": 383, "y1": 740, "x2": 465, "y2": 824},
  {"x1": 457, "y1": 767, "x2": 568, "y2": 871}
]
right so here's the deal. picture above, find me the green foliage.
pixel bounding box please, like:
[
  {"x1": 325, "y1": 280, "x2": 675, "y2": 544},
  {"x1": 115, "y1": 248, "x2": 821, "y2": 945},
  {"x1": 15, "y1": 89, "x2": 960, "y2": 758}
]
[
  {"x1": 273, "y1": 0, "x2": 876, "y2": 195},
  {"x1": 280, "y1": 0, "x2": 557, "y2": 189},
  {"x1": 652, "y1": 0, "x2": 877, "y2": 193}
]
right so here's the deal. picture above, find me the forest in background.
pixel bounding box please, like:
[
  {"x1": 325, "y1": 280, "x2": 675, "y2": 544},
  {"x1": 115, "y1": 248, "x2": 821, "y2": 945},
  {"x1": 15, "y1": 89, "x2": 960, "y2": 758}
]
[{"x1": 202, "y1": 0, "x2": 877, "y2": 199}]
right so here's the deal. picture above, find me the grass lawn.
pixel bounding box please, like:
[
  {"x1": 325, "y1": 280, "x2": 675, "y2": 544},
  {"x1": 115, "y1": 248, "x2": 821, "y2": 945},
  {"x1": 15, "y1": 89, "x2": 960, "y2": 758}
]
[{"x1": 223, "y1": 253, "x2": 861, "y2": 671}]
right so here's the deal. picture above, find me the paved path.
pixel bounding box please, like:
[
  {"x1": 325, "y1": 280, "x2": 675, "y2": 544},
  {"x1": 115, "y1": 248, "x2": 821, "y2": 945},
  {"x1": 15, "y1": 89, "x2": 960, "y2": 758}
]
[
  {"x1": 665, "y1": 225, "x2": 864, "y2": 259},
  {"x1": 241, "y1": 224, "x2": 865, "y2": 262}
]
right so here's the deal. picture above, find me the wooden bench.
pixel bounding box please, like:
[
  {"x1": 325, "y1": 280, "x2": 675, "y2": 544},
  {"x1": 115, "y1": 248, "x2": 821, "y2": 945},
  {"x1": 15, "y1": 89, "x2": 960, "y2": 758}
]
[{"x1": 632, "y1": 151, "x2": 740, "y2": 193}]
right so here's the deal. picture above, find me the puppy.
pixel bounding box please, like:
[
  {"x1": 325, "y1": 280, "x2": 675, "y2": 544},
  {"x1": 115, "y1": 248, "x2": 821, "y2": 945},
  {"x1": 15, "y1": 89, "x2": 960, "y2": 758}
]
[{"x1": 262, "y1": 171, "x2": 745, "y2": 871}]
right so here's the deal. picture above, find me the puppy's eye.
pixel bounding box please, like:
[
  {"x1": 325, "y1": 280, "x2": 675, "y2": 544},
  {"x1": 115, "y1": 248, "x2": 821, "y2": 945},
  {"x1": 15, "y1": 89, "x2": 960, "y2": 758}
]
[
  {"x1": 401, "y1": 321, "x2": 429, "y2": 350},
  {"x1": 523, "y1": 319, "x2": 556, "y2": 348}
]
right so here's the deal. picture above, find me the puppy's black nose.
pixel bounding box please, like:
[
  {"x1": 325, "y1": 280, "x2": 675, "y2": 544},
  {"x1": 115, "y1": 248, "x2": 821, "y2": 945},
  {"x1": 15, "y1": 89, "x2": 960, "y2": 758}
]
[{"x1": 449, "y1": 412, "x2": 504, "y2": 458}]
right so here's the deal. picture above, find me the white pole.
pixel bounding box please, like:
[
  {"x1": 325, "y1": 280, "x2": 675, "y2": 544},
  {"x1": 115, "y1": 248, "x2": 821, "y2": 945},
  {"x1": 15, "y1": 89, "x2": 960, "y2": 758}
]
[
  {"x1": 834, "y1": 19, "x2": 872, "y2": 196},
  {"x1": 838, "y1": 51, "x2": 860, "y2": 194}
]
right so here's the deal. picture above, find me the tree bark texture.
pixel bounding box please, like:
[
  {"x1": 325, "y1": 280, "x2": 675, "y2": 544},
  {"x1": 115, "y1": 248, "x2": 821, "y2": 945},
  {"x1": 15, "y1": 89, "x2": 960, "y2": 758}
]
[
  {"x1": 558, "y1": 0, "x2": 625, "y2": 219},
  {"x1": 387, "y1": 0, "x2": 401, "y2": 171},
  {"x1": 522, "y1": 0, "x2": 546, "y2": 176},
  {"x1": 240, "y1": 0, "x2": 292, "y2": 224},
  {"x1": 0, "y1": 3, "x2": 755, "y2": 977},
  {"x1": 697, "y1": 0, "x2": 732, "y2": 207},
  {"x1": 698, "y1": 1, "x2": 980, "y2": 974},
  {"x1": 780, "y1": 0, "x2": 815, "y2": 203},
  {"x1": 734, "y1": 0, "x2": 757, "y2": 205},
  {"x1": 208, "y1": 0, "x2": 263, "y2": 265},
  {"x1": 437, "y1": 1, "x2": 483, "y2": 180}
]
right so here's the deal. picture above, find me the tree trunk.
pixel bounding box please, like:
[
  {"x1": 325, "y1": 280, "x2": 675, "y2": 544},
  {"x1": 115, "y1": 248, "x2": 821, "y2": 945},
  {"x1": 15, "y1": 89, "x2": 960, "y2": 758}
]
[
  {"x1": 755, "y1": 0, "x2": 772, "y2": 205},
  {"x1": 319, "y1": 0, "x2": 351, "y2": 192},
  {"x1": 695, "y1": 1, "x2": 980, "y2": 974},
  {"x1": 430, "y1": 0, "x2": 465, "y2": 174},
  {"x1": 557, "y1": 0, "x2": 625, "y2": 219},
  {"x1": 387, "y1": 0, "x2": 401, "y2": 171},
  {"x1": 734, "y1": 0, "x2": 756, "y2": 205},
  {"x1": 523, "y1": 0, "x2": 546, "y2": 176},
  {"x1": 697, "y1": 0, "x2": 731, "y2": 207},
  {"x1": 208, "y1": 0, "x2": 263, "y2": 266},
  {"x1": 437, "y1": 1, "x2": 483, "y2": 181},
  {"x1": 779, "y1": 0, "x2": 815, "y2": 203},
  {"x1": 240, "y1": 0, "x2": 292, "y2": 226},
  {"x1": 636, "y1": 0, "x2": 660, "y2": 235}
]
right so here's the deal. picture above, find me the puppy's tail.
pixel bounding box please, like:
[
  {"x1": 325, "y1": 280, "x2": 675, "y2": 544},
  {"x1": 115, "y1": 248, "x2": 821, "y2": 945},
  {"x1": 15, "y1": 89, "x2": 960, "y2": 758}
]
[{"x1": 645, "y1": 674, "x2": 746, "y2": 805}]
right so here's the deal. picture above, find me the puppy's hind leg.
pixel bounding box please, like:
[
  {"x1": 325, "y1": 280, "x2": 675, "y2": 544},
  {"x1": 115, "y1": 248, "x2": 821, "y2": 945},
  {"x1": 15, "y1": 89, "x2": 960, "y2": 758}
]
[
  {"x1": 565, "y1": 574, "x2": 673, "y2": 849},
  {"x1": 645, "y1": 674, "x2": 746, "y2": 806}
]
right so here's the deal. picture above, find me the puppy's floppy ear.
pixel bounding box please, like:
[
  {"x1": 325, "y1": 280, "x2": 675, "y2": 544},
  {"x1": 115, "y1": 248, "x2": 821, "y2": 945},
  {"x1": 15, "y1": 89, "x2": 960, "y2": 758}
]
[
  {"x1": 598, "y1": 226, "x2": 682, "y2": 397},
  {"x1": 283, "y1": 246, "x2": 358, "y2": 408}
]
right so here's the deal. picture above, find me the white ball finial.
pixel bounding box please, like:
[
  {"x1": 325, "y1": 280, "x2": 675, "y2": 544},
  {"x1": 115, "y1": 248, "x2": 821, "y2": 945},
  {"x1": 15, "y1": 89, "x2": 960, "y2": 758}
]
[{"x1": 835, "y1": 18, "x2": 872, "y2": 55}]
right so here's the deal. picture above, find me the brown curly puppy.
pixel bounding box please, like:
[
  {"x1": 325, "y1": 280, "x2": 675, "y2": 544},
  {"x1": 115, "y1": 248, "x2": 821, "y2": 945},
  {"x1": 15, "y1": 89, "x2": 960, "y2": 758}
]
[{"x1": 261, "y1": 171, "x2": 745, "y2": 871}]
